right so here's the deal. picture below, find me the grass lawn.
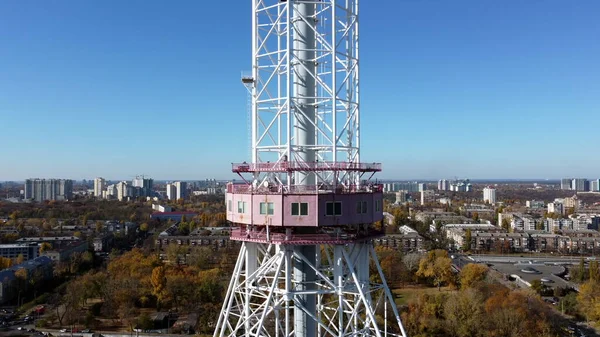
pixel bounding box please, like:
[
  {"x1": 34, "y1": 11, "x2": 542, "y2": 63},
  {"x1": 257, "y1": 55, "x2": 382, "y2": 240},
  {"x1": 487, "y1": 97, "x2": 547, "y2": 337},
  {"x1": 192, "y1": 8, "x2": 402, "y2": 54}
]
[{"x1": 392, "y1": 286, "x2": 456, "y2": 306}]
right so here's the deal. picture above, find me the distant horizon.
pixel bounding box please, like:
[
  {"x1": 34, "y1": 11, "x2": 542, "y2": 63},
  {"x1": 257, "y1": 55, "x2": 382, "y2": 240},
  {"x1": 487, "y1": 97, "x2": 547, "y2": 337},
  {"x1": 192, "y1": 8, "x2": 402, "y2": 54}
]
[{"x1": 5, "y1": 177, "x2": 600, "y2": 184}]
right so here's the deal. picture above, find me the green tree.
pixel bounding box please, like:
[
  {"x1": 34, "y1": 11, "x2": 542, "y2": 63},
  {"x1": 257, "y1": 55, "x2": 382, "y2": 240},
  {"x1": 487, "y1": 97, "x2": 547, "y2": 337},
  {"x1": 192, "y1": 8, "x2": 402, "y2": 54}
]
[
  {"x1": 530, "y1": 279, "x2": 545, "y2": 295},
  {"x1": 136, "y1": 312, "x2": 153, "y2": 331},
  {"x1": 559, "y1": 292, "x2": 580, "y2": 316}
]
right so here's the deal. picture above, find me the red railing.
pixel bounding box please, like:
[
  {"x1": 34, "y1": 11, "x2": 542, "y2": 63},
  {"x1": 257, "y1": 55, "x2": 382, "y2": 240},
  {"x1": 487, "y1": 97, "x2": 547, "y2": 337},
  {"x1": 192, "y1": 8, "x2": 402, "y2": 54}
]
[
  {"x1": 226, "y1": 183, "x2": 383, "y2": 194},
  {"x1": 232, "y1": 161, "x2": 381, "y2": 173}
]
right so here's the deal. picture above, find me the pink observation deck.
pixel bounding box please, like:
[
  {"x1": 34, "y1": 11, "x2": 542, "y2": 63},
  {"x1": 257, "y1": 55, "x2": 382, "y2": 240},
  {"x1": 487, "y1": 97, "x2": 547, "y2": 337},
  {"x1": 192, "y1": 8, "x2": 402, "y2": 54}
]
[{"x1": 226, "y1": 161, "x2": 385, "y2": 231}]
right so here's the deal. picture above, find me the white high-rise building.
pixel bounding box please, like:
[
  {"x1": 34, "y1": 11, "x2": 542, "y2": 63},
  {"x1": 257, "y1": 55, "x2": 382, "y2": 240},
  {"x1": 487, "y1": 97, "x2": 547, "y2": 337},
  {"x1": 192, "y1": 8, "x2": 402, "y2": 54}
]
[
  {"x1": 437, "y1": 179, "x2": 449, "y2": 191},
  {"x1": 175, "y1": 181, "x2": 187, "y2": 200},
  {"x1": 483, "y1": 186, "x2": 496, "y2": 204},
  {"x1": 105, "y1": 184, "x2": 117, "y2": 199},
  {"x1": 591, "y1": 179, "x2": 600, "y2": 192},
  {"x1": 561, "y1": 178, "x2": 572, "y2": 190},
  {"x1": 421, "y1": 190, "x2": 434, "y2": 205},
  {"x1": 132, "y1": 176, "x2": 154, "y2": 197},
  {"x1": 547, "y1": 202, "x2": 564, "y2": 215},
  {"x1": 572, "y1": 178, "x2": 589, "y2": 192},
  {"x1": 116, "y1": 181, "x2": 132, "y2": 201},
  {"x1": 395, "y1": 190, "x2": 408, "y2": 204},
  {"x1": 94, "y1": 177, "x2": 106, "y2": 198},
  {"x1": 166, "y1": 183, "x2": 177, "y2": 200}
]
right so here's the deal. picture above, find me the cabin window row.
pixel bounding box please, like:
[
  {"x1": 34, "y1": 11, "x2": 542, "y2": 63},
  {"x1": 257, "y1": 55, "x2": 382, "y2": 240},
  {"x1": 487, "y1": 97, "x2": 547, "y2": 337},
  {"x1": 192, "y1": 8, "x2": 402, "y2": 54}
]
[{"x1": 229, "y1": 200, "x2": 381, "y2": 216}]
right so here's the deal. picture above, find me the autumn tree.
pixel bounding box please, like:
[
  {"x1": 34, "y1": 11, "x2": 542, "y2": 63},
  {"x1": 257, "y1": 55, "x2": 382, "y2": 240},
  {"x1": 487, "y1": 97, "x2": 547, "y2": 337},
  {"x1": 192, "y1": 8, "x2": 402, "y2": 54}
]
[
  {"x1": 578, "y1": 280, "x2": 600, "y2": 324},
  {"x1": 166, "y1": 244, "x2": 188, "y2": 266},
  {"x1": 15, "y1": 253, "x2": 25, "y2": 265},
  {"x1": 95, "y1": 221, "x2": 104, "y2": 233},
  {"x1": 463, "y1": 229, "x2": 472, "y2": 251},
  {"x1": 459, "y1": 263, "x2": 488, "y2": 289},
  {"x1": 375, "y1": 246, "x2": 406, "y2": 287},
  {"x1": 15, "y1": 268, "x2": 29, "y2": 306},
  {"x1": 0, "y1": 257, "x2": 12, "y2": 269},
  {"x1": 444, "y1": 288, "x2": 485, "y2": 337},
  {"x1": 402, "y1": 253, "x2": 422, "y2": 281},
  {"x1": 416, "y1": 249, "x2": 454, "y2": 290},
  {"x1": 501, "y1": 218, "x2": 511, "y2": 232},
  {"x1": 590, "y1": 260, "x2": 600, "y2": 282},
  {"x1": 151, "y1": 266, "x2": 167, "y2": 309},
  {"x1": 39, "y1": 242, "x2": 53, "y2": 254}
]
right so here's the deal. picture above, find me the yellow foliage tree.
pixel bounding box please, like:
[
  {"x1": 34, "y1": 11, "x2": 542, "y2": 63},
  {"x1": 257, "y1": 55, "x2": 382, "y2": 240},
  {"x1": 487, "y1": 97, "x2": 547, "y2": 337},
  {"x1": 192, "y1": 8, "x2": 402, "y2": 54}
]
[
  {"x1": 578, "y1": 280, "x2": 600, "y2": 324},
  {"x1": 151, "y1": 266, "x2": 167, "y2": 308},
  {"x1": 15, "y1": 254, "x2": 25, "y2": 265},
  {"x1": 459, "y1": 263, "x2": 488, "y2": 289},
  {"x1": 416, "y1": 249, "x2": 454, "y2": 290},
  {"x1": 39, "y1": 242, "x2": 52, "y2": 254},
  {"x1": 0, "y1": 257, "x2": 12, "y2": 269}
]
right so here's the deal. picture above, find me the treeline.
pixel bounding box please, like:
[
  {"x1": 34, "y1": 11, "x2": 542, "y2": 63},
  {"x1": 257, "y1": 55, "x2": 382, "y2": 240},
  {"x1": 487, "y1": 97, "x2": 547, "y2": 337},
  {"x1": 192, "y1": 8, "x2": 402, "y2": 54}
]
[
  {"x1": 401, "y1": 250, "x2": 563, "y2": 337},
  {"x1": 41, "y1": 247, "x2": 236, "y2": 334},
  {"x1": 0, "y1": 200, "x2": 153, "y2": 222}
]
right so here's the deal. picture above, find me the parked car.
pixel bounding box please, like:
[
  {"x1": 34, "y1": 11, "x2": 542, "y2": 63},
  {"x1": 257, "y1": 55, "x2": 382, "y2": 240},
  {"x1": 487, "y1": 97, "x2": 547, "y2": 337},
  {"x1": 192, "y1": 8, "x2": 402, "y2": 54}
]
[
  {"x1": 59, "y1": 329, "x2": 67, "y2": 333},
  {"x1": 81, "y1": 329, "x2": 91, "y2": 333}
]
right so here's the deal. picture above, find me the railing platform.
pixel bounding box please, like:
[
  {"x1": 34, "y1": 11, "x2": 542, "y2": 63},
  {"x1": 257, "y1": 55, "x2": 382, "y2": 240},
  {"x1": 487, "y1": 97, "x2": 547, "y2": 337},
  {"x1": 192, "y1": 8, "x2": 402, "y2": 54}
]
[
  {"x1": 226, "y1": 183, "x2": 383, "y2": 194},
  {"x1": 232, "y1": 161, "x2": 381, "y2": 173},
  {"x1": 230, "y1": 229, "x2": 384, "y2": 245}
]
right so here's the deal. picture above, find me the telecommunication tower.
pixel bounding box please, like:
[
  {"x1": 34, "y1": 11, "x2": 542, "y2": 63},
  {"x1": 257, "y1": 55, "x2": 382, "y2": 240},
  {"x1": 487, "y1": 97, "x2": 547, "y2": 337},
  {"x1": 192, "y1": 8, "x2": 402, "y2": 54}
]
[{"x1": 214, "y1": 1, "x2": 407, "y2": 336}]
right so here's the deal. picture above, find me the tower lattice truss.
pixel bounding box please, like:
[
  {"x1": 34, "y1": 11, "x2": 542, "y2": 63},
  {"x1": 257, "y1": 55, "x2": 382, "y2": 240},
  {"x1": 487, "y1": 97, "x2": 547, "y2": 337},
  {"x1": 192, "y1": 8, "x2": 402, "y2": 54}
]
[
  {"x1": 214, "y1": 0, "x2": 408, "y2": 336},
  {"x1": 214, "y1": 242, "x2": 406, "y2": 336}
]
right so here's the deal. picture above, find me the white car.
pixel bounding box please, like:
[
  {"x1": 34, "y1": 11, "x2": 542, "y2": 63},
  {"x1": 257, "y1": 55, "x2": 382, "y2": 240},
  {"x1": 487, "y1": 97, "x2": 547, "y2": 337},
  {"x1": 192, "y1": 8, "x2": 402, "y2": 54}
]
[{"x1": 60, "y1": 328, "x2": 67, "y2": 333}]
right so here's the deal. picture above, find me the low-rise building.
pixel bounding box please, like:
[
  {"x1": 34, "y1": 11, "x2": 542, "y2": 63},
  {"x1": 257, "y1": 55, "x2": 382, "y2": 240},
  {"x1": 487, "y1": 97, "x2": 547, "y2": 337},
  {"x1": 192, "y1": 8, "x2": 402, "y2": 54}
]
[
  {"x1": 152, "y1": 204, "x2": 173, "y2": 213},
  {"x1": 93, "y1": 233, "x2": 115, "y2": 252},
  {"x1": 41, "y1": 240, "x2": 89, "y2": 262},
  {"x1": 510, "y1": 213, "x2": 541, "y2": 231},
  {"x1": 527, "y1": 232, "x2": 563, "y2": 252},
  {"x1": 472, "y1": 232, "x2": 529, "y2": 253},
  {"x1": 375, "y1": 233, "x2": 424, "y2": 252},
  {"x1": 150, "y1": 212, "x2": 198, "y2": 222},
  {"x1": 16, "y1": 236, "x2": 81, "y2": 244},
  {"x1": 443, "y1": 223, "x2": 502, "y2": 248},
  {"x1": 155, "y1": 235, "x2": 237, "y2": 251},
  {"x1": 526, "y1": 200, "x2": 545, "y2": 209},
  {"x1": 0, "y1": 243, "x2": 39, "y2": 260}
]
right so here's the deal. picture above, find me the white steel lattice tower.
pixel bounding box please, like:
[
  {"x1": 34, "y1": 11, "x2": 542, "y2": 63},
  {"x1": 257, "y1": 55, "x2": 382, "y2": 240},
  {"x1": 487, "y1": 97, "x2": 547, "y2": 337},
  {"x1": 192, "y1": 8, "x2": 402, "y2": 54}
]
[{"x1": 214, "y1": 1, "x2": 407, "y2": 336}]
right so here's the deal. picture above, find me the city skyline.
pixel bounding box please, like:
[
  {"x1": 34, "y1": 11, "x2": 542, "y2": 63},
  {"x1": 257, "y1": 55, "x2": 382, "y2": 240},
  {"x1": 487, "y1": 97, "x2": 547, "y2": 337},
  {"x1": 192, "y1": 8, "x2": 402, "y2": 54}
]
[{"x1": 1, "y1": 1, "x2": 599, "y2": 180}]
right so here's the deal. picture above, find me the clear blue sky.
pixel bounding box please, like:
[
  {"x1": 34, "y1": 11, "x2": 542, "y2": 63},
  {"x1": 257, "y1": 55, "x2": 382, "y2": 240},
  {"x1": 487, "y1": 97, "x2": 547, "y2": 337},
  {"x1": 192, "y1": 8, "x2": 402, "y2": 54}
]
[{"x1": 1, "y1": 1, "x2": 598, "y2": 181}]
